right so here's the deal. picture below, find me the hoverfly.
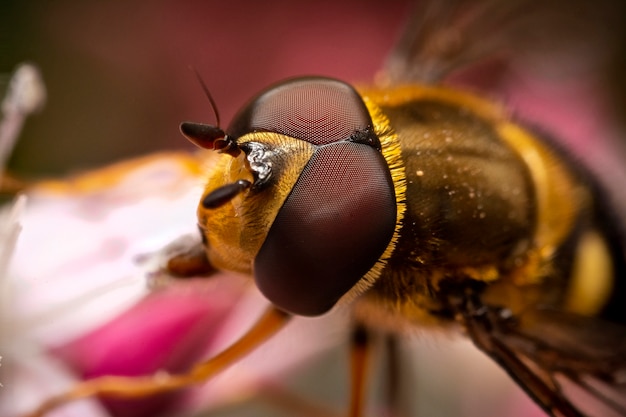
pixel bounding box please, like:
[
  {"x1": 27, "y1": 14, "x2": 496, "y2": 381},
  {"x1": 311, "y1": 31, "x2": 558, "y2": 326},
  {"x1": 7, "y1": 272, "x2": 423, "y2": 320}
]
[{"x1": 19, "y1": 0, "x2": 626, "y2": 416}]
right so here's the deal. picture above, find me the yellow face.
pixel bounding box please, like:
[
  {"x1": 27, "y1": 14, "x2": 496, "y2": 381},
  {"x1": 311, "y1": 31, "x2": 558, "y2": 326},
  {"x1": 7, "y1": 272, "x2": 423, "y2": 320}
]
[{"x1": 198, "y1": 132, "x2": 315, "y2": 275}]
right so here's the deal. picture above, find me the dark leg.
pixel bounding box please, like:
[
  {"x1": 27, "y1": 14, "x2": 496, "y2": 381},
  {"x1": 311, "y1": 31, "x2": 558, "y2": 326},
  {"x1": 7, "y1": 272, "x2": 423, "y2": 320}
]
[
  {"x1": 349, "y1": 324, "x2": 372, "y2": 417},
  {"x1": 383, "y1": 333, "x2": 405, "y2": 417}
]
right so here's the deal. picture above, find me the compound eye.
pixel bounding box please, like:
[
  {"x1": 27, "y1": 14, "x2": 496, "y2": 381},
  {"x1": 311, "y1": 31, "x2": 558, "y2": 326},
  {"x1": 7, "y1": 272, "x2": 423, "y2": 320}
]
[
  {"x1": 229, "y1": 77, "x2": 378, "y2": 146},
  {"x1": 254, "y1": 141, "x2": 396, "y2": 316}
]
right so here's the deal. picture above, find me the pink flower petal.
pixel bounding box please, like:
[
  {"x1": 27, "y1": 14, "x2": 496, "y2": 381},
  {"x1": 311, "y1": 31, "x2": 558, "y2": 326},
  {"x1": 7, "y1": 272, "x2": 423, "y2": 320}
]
[{"x1": 54, "y1": 278, "x2": 247, "y2": 417}]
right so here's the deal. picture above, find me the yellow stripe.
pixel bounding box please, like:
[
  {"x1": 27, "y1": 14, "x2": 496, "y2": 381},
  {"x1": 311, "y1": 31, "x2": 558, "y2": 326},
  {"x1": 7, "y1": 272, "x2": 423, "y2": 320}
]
[
  {"x1": 495, "y1": 122, "x2": 580, "y2": 259},
  {"x1": 564, "y1": 230, "x2": 614, "y2": 315},
  {"x1": 358, "y1": 84, "x2": 509, "y2": 124}
]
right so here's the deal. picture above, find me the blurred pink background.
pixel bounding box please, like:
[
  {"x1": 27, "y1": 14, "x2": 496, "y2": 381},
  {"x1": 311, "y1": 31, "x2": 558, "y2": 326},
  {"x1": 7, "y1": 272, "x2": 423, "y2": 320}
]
[
  {"x1": 6, "y1": 0, "x2": 625, "y2": 207},
  {"x1": 6, "y1": 0, "x2": 411, "y2": 176}
]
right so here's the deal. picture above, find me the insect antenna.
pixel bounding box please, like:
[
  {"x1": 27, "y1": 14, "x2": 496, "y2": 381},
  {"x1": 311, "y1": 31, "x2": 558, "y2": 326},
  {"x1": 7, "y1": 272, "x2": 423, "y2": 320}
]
[
  {"x1": 191, "y1": 66, "x2": 221, "y2": 127},
  {"x1": 180, "y1": 68, "x2": 240, "y2": 157},
  {"x1": 202, "y1": 179, "x2": 252, "y2": 209}
]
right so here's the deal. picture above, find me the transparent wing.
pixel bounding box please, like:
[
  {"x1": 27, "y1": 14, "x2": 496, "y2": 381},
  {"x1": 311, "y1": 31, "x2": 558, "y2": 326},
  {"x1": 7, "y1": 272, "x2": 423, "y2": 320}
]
[
  {"x1": 384, "y1": 0, "x2": 625, "y2": 85},
  {"x1": 462, "y1": 303, "x2": 626, "y2": 417},
  {"x1": 512, "y1": 309, "x2": 626, "y2": 416},
  {"x1": 384, "y1": 0, "x2": 626, "y2": 223}
]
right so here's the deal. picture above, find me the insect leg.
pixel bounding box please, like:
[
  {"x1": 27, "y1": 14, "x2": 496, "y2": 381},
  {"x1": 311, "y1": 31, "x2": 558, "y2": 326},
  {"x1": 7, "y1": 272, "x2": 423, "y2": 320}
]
[
  {"x1": 382, "y1": 332, "x2": 404, "y2": 417},
  {"x1": 24, "y1": 306, "x2": 291, "y2": 417},
  {"x1": 349, "y1": 324, "x2": 372, "y2": 417}
]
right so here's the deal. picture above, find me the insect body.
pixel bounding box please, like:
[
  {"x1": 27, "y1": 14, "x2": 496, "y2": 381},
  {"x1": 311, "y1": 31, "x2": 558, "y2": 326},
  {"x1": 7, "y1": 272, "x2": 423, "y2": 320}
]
[
  {"x1": 181, "y1": 76, "x2": 626, "y2": 416},
  {"x1": 25, "y1": 78, "x2": 626, "y2": 417}
]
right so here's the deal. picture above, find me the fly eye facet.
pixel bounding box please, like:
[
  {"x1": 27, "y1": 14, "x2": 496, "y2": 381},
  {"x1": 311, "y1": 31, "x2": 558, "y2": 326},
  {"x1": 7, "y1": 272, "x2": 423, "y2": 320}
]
[
  {"x1": 229, "y1": 77, "x2": 380, "y2": 147},
  {"x1": 254, "y1": 141, "x2": 397, "y2": 316}
]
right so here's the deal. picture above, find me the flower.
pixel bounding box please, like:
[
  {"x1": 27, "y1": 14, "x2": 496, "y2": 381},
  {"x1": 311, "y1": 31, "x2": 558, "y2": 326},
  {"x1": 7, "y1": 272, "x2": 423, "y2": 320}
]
[{"x1": 1, "y1": 150, "x2": 348, "y2": 417}]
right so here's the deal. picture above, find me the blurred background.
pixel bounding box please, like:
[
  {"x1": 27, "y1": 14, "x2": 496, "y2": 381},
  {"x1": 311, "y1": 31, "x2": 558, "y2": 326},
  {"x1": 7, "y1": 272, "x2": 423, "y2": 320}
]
[
  {"x1": 0, "y1": 0, "x2": 410, "y2": 178},
  {"x1": 2, "y1": 0, "x2": 625, "y2": 201}
]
